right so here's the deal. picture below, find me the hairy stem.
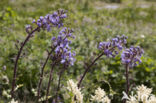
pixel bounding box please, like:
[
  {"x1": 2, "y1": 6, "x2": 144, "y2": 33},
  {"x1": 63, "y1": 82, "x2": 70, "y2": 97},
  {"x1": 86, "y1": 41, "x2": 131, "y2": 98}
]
[
  {"x1": 55, "y1": 65, "x2": 67, "y2": 102},
  {"x1": 11, "y1": 27, "x2": 39, "y2": 98},
  {"x1": 37, "y1": 49, "x2": 53, "y2": 100},
  {"x1": 123, "y1": 64, "x2": 130, "y2": 103},
  {"x1": 125, "y1": 64, "x2": 129, "y2": 95},
  {"x1": 46, "y1": 62, "x2": 56, "y2": 103},
  {"x1": 77, "y1": 52, "x2": 104, "y2": 88}
]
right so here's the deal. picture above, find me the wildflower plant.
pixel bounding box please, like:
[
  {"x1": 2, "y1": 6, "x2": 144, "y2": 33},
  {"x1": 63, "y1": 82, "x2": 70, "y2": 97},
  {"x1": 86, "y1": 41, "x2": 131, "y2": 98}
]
[
  {"x1": 78, "y1": 35, "x2": 127, "y2": 88},
  {"x1": 26, "y1": 10, "x2": 70, "y2": 100},
  {"x1": 12, "y1": 9, "x2": 76, "y2": 102},
  {"x1": 11, "y1": 9, "x2": 67, "y2": 98},
  {"x1": 45, "y1": 27, "x2": 76, "y2": 102},
  {"x1": 9, "y1": 8, "x2": 152, "y2": 103},
  {"x1": 121, "y1": 46, "x2": 144, "y2": 99}
]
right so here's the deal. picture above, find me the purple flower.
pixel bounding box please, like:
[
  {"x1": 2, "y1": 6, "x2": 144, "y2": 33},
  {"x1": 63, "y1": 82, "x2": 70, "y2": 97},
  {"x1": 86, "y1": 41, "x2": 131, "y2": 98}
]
[
  {"x1": 46, "y1": 24, "x2": 51, "y2": 31},
  {"x1": 99, "y1": 35, "x2": 127, "y2": 57},
  {"x1": 121, "y1": 46, "x2": 144, "y2": 67},
  {"x1": 60, "y1": 51, "x2": 76, "y2": 65},
  {"x1": 60, "y1": 14, "x2": 67, "y2": 18},
  {"x1": 52, "y1": 28, "x2": 74, "y2": 47},
  {"x1": 52, "y1": 27, "x2": 76, "y2": 66},
  {"x1": 59, "y1": 27, "x2": 74, "y2": 38},
  {"x1": 25, "y1": 25, "x2": 32, "y2": 33},
  {"x1": 61, "y1": 59, "x2": 66, "y2": 64},
  {"x1": 53, "y1": 11, "x2": 58, "y2": 16},
  {"x1": 30, "y1": 10, "x2": 67, "y2": 32},
  {"x1": 25, "y1": 25, "x2": 31, "y2": 29},
  {"x1": 32, "y1": 19, "x2": 36, "y2": 23},
  {"x1": 37, "y1": 22, "x2": 42, "y2": 27},
  {"x1": 39, "y1": 16, "x2": 44, "y2": 20}
]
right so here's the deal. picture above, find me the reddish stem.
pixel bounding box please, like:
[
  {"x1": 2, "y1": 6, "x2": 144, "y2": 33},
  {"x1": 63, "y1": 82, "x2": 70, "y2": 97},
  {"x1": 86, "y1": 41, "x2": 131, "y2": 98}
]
[
  {"x1": 77, "y1": 52, "x2": 104, "y2": 88},
  {"x1": 11, "y1": 27, "x2": 39, "y2": 98},
  {"x1": 45, "y1": 62, "x2": 56, "y2": 103},
  {"x1": 125, "y1": 64, "x2": 129, "y2": 95},
  {"x1": 123, "y1": 64, "x2": 130, "y2": 103},
  {"x1": 55, "y1": 65, "x2": 67, "y2": 102},
  {"x1": 37, "y1": 49, "x2": 53, "y2": 99}
]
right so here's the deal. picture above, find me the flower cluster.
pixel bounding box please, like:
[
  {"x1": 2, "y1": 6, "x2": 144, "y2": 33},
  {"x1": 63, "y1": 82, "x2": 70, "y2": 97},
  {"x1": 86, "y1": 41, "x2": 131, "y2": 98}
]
[
  {"x1": 99, "y1": 35, "x2": 127, "y2": 57},
  {"x1": 51, "y1": 27, "x2": 76, "y2": 66},
  {"x1": 66, "y1": 79, "x2": 83, "y2": 103},
  {"x1": 121, "y1": 46, "x2": 144, "y2": 67},
  {"x1": 122, "y1": 85, "x2": 156, "y2": 103},
  {"x1": 91, "y1": 87, "x2": 110, "y2": 103},
  {"x1": 26, "y1": 10, "x2": 67, "y2": 32},
  {"x1": 136, "y1": 85, "x2": 152, "y2": 102}
]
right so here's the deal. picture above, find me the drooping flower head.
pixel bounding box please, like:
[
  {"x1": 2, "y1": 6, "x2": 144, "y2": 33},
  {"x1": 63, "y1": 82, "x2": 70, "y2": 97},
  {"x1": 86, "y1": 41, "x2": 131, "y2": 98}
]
[
  {"x1": 99, "y1": 35, "x2": 127, "y2": 57},
  {"x1": 121, "y1": 46, "x2": 144, "y2": 67},
  {"x1": 26, "y1": 10, "x2": 67, "y2": 32},
  {"x1": 51, "y1": 27, "x2": 76, "y2": 66}
]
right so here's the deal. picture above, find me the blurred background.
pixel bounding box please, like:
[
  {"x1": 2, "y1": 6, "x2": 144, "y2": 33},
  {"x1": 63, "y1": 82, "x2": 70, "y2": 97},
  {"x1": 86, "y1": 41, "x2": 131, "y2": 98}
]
[{"x1": 0, "y1": 0, "x2": 156, "y2": 102}]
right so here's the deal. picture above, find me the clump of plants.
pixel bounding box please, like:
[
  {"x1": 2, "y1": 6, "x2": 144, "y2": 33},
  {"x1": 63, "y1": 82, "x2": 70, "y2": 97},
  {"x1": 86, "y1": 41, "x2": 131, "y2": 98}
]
[{"x1": 10, "y1": 9, "x2": 155, "y2": 103}]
